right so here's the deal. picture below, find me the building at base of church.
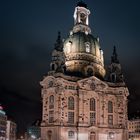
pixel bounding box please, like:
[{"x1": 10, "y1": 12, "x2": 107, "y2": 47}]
[{"x1": 40, "y1": 1, "x2": 129, "y2": 140}]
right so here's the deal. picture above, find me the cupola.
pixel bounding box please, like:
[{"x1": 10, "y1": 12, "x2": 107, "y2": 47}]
[{"x1": 63, "y1": 2, "x2": 106, "y2": 79}]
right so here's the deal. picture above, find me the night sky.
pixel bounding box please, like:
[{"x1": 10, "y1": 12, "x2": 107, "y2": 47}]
[{"x1": 0, "y1": 0, "x2": 140, "y2": 136}]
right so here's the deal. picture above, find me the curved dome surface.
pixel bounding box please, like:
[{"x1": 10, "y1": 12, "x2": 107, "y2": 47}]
[{"x1": 63, "y1": 32, "x2": 105, "y2": 78}]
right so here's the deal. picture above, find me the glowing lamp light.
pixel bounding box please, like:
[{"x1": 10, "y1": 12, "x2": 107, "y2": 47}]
[
  {"x1": 0, "y1": 105, "x2": 3, "y2": 110},
  {"x1": 31, "y1": 135, "x2": 36, "y2": 139},
  {"x1": 109, "y1": 132, "x2": 114, "y2": 139},
  {"x1": 0, "y1": 110, "x2": 6, "y2": 115}
]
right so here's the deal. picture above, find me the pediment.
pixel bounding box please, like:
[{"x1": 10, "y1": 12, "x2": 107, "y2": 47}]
[
  {"x1": 40, "y1": 76, "x2": 56, "y2": 88},
  {"x1": 40, "y1": 76, "x2": 66, "y2": 89},
  {"x1": 77, "y1": 76, "x2": 108, "y2": 91}
]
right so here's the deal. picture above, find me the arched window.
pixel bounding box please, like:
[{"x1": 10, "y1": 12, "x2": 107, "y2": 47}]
[
  {"x1": 68, "y1": 96, "x2": 74, "y2": 124},
  {"x1": 51, "y1": 64, "x2": 55, "y2": 71},
  {"x1": 47, "y1": 130, "x2": 52, "y2": 140},
  {"x1": 85, "y1": 43, "x2": 91, "y2": 53},
  {"x1": 49, "y1": 95, "x2": 54, "y2": 109},
  {"x1": 108, "y1": 101, "x2": 113, "y2": 113},
  {"x1": 49, "y1": 95, "x2": 54, "y2": 104},
  {"x1": 68, "y1": 131, "x2": 75, "y2": 139},
  {"x1": 108, "y1": 101, "x2": 113, "y2": 125},
  {"x1": 87, "y1": 68, "x2": 93, "y2": 76},
  {"x1": 68, "y1": 96, "x2": 74, "y2": 110},
  {"x1": 111, "y1": 73, "x2": 116, "y2": 83},
  {"x1": 90, "y1": 132, "x2": 96, "y2": 140},
  {"x1": 49, "y1": 95, "x2": 54, "y2": 123},
  {"x1": 90, "y1": 98, "x2": 96, "y2": 125},
  {"x1": 90, "y1": 98, "x2": 95, "y2": 111}
]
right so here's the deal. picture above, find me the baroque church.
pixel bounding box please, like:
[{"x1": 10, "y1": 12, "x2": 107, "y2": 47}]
[{"x1": 40, "y1": 1, "x2": 129, "y2": 140}]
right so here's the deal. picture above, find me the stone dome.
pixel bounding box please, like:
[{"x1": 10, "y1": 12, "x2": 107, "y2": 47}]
[{"x1": 63, "y1": 32, "x2": 106, "y2": 78}]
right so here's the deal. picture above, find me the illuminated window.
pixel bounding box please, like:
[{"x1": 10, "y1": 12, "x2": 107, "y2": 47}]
[
  {"x1": 108, "y1": 101, "x2": 113, "y2": 113},
  {"x1": 90, "y1": 98, "x2": 95, "y2": 111},
  {"x1": 49, "y1": 95, "x2": 54, "y2": 109},
  {"x1": 68, "y1": 131, "x2": 75, "y2": 139},
  {"x1": 85, "y1": 42, "x2": 90, "y2": 53},
  {"x1": 68, "y1": 112, "x2": 74, "y2": 124},
  {"x1": 49, "y1": 111, "x2": 54, "y2": 123},
  {"x1": 68, "y1": 97, "x2": 74, "y2": 110}
]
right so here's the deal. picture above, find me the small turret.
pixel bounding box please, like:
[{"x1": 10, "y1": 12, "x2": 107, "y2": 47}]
[
  {"x1": 48, "y1": 32, "x2": 65, "y2": 75},
  {"x1": 54, "y1": 31, "x2": 63, "y2": 51},
  {"x1": 107, "y1": 46, "x2": 124, "y2": 83},
  {"x1": 73, "y1": 0, "x2": 91, "y2": 34},
  {"x1": 111, "y1": 46, "x2": 119, "y2": 63}
]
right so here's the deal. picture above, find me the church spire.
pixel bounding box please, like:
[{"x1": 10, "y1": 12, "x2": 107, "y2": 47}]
[
  {"x1": 107, "y1": 46, "x2": 124, "y2": 83},
  {"x1": 111, "y1": 46, "x2": 119, "y2": 63},
  {"x1": 54, "y1": 31, "x2": 63, "y2": 51}
]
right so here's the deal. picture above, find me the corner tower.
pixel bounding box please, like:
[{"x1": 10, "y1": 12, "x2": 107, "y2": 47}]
[{"x1": 63, "y1": 1, "x2": 105, "y2": 78}]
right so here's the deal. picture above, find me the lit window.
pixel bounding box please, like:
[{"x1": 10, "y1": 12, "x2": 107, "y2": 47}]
[
  {"x1": 108, "y1": 101, "x2": 113, "y2": 113},
  {"x1": 68, "y1": 97, "x2": 74, "y2": 110},
  {"x1": 68, "y1": 131, "x2": 75, "y2": 139},
  {"x1": 68, "y1": 112, "x2": 74, "y2": 124},
  {"x1": 85, "y1": 42, "x2": 90, "y2": 53},
  {"x1": 90, "y1": 98, "x2": 95, "y2": 111}
]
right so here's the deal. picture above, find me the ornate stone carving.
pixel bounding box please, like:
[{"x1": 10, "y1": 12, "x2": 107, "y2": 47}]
[{"x1": 78, "y1": 76, "x2": 107, "y2": 90}]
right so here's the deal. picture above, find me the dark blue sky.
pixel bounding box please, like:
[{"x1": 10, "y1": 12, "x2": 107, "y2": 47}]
[{"x1": 0, "y1": 0, "x2": 140, "y2": 135}]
